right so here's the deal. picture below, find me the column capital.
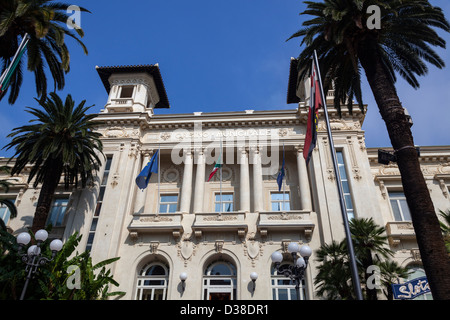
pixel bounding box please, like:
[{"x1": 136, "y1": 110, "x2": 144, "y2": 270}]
[
  {"x1": 238, "y1": 146, "x2": 249, "y2": 154},
  {"x1": 141, "y1": 149, "x2": 155, "y2": 158},
  {"x1": 294, "y1": 145, "x2": 304, "y2": 154}
]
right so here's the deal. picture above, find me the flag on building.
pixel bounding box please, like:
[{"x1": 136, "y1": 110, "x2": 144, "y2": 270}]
[
  {"x1": 277, "y1": 146, "x2": 285, "y2": 192},
  {"x1": 208, "y1": 152, "x2": 222, "y2": 182},
  {"x1": 136, "y1": 149, "x2": 159, "y2": 190},
  {"x1": 0, "y1": 34, "x2": 30, "y2": 96},
  {"x1": 303, "y1": 59, "x2": 323, "y2": 165}
]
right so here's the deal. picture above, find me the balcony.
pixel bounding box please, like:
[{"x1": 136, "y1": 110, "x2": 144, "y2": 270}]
[
  {"x1": 257, "y1": 210, "x2": 314, "y2": 240},
  {"x1": 128, "y1": 212, "x2": 183, "y2": 239},
  {"x1": 192, "y1": 212, "x2": 247, "y2": 239},
  {"x1": 385, "y1": 221, "x2": 416, "y2": 246},
  {"x1": 107, "y1": 98, "x2": 134, "y2": 113}
]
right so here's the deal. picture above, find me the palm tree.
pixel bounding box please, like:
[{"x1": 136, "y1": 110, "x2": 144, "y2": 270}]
[
  {"x1": 289, "y1": 0, "x2": 450, "y2": 299},
  {"x1": 0, "y1": 0, "x2": 89, "y2": 104},
  {"x1": 315, "y1": 240, "x2": 355, "y2": 299},
  {"x1": 350, "y1": 217, "x2": 393, "y2": 300},
  {"x1": 315, "y1": 217, "x2": 410, "y2": 300},
  {"x1": 3, "y1": 92, "x2": 103, "y2": 233},
  {"x1": 378, "y1": 260, "x2": 411, "y2": 300}
]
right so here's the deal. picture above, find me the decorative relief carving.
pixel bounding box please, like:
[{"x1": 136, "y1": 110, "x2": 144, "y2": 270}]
[
  {"x1": 139, "y1": 216, "x2": 173, "y2": 223},
  {"x1": 267, "y1": 213, "x2": 303, "y2": 220},
  {"x1": 203, "y1": 215, "x2": 238, "y2": 222},
  {"x1": 177, "y1": 240, "x2": 197, "y2": 267},
  {"x1": 243, "y1": 240, "x2": 263, "y2": 267},
  {"x1": 162, "y1": 167, "x2": 180, "y2": 183}
]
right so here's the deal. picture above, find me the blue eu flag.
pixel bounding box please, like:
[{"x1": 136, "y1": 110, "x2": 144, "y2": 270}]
[{"x1": 136, "y1": 150, "x2": 159, "y2": 190}]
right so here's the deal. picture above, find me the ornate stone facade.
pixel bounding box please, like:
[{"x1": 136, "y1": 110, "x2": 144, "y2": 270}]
[{"x1": 1, "y1": 65, "x2": 449, "y2": 300}]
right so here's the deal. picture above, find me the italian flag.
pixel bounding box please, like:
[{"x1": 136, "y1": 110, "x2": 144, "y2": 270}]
[
  {"x1": 207, "y1": 153, "x2": 222, "y2": 182},
  {"x1": 0, "y1": 34, "x2": 30, "y2": 95}
]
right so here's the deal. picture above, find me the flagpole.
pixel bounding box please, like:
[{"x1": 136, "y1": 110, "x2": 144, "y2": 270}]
[
  {"x1": 157, "y1": 146, "x2": 161, "y2": 215},
  {"x1": 219, "y1": 139, "x2": 223, "y2": 214},
  {"x1": 282, "y1": 142, "x2": 285, "y2": 211},
  {"x1": 0, "y1": 33, "x2": 30, "y2": 87},
  {"x1": 313, "y1": 50, "x2": 363, "y2": 300}
]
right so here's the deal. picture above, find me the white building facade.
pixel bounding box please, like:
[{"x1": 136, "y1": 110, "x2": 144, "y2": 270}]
[{"x1": 1, "y1": 64, "x2": 449, "y2": 300}]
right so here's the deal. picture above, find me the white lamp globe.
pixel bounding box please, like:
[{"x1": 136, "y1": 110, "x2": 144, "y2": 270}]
[
  {"x1": 296, "y1": 257, "x2": 306, "y2": 268},
  {"x1": 299, "y1": 245, "x2": 312, "y2": 257},
  {"x1": 35, "y1": 229, "x2": 48, "y2": 242},
  {"x1": 287, "y1": 242, "x2": 300, "y2": 253},
  {"x1": 250, "y1": 272, "x2": 258, "y2": 281},
  {"x1": 179, "y1": 272, "x2": 188, "y2": 281},
  {"x1": 27, "y1": 245, "x2": 41, "y2": 256},
  {"x1": 50, "y1": 239, "x2": 63, "y2": 252},
  {"x1": 17, "y1": 232, "x2": 31, "y2": 245},
  {"x1": 271, "y1": 251, "x2": 283, "y2": 263}
]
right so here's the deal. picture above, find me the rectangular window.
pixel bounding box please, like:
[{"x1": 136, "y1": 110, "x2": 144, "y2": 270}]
[
  {"x1": 0, "y1": 198, "x2": 15, "y2": 225},
  {"x1": 159, "y1": 194, "x2": 178, "y2": 213},
  {"x1": 271, "y1": 192, "x2": 290, "y2": 211},
  {"x1": 389, "y1": 191, "x2": 412, "y2": 221},
  {"x1": 336, "y1": 151, "x2": 355, "y2": 220},
  {"x1": 47, "y1": 198, "x2": 69, "y2": 227},
  {"x1": 86, "y1": 156, "x2": 112, "y2": 252},
  {"x1": 120, "y1": 86, "x2": 134, "y2": 98},
  {"x1": 215, "y1": 193, "x2": 233, "y2": 213}
]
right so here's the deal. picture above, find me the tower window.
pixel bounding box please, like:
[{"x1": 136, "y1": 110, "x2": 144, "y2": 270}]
[{"x1": 120, "y1": 86, "x2": 134, "y2": 98}]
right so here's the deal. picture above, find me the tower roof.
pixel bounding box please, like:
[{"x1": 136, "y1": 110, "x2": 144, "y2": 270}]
[{"x1": 96, "y1": 64, "x2": 170, "y2": 108}]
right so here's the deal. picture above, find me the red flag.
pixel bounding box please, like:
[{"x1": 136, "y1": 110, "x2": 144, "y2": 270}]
[{"x1": 303, "y1": 61, "x2": 323, "y2": 165}]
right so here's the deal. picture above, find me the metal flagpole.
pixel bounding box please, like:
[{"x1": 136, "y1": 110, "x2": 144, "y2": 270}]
[
  {"x1": 282, "y1": 142, "x2": 285, "y2": 211},
  {"x1": 313, "y1": 50, "x2": 363, "y2": 300},
  {"x1": 219, "y1": 139, "x2": 223, "y2": 214},
  {"x1": 157, "y1": 146, "x2": 161, "y2": 214},
  {"x1": 0, "y1": 33, "x2": 30, "y2": 85}
]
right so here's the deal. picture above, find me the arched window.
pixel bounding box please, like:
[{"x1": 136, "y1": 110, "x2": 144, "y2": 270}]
[
  {"x1": 135, "y1": 262, "x2": 169, "y2": 300},
  {"x1": 203, "y1": 260, "x2": 237, "y2": 300},
  {"x1": 271, "y1": 263, "x2": 307, "y2": 300}
]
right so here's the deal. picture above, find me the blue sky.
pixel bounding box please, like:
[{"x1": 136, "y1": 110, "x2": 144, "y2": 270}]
[{"x1": 1, "y1": 0, "x2": 449, "y2": 157}]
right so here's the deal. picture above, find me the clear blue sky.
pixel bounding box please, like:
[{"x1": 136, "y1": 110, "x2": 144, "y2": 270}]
[{"x1": 1, "y1": 0, "x2": 449, "y2": 157}]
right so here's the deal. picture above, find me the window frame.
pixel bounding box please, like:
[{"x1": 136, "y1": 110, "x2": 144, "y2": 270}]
[
  {"x1": 135, "y1": 262, "x2": 169, "y2": 300},
  {"x1": 47, "y1": 197, "x2": 69, "y2": 227},
  {"x1": 202, "y1": 260, "x2": 237, "y2": 300},
  {"x1": 336, "y1": 150, "x2": 355, "y2": 220},
  {"x1": 159, "y1": 194, "x2": 179, "y2": 213},
  {"x1": 271, "y1": 263, "x2": 307, "y2": 300},
  {"x1": 388, "y1": 191, "x2": 412, "y2": 221},
  {"x1": 214, "y1": 192, "x2": 234, "y2": 213},
  {"x1": 270, "y1": 191, "x2": 291, "y2": 211},
  {"x1": 0, "y1": 197, "x2": 16, "y2": 225}
]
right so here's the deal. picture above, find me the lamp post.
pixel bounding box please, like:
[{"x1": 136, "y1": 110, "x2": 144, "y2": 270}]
[
  {"x1": 16, "y1": 230, "x2": 63, "y2": 300},
  {"x1": 271, "y1": 243, "x2": 312, "y2": 300}
]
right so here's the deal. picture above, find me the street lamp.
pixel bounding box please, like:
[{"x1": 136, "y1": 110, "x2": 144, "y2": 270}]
[
  {"x1": 16, "y1": 230, "x2": 63, "y2": 300},
  {"x1": 179, "y1": 272, "x2": 188, "y2": 293},
  {"x1": 271, "y1": 243, "x2": 312, "y2": 300},
  {"x1": 250, "y1": 272, "x2": 258, "y2": 294}
]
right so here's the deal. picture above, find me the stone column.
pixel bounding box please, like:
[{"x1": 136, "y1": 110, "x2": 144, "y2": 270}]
[
  {"x1": 295, "y1": 146, "x2": 312, "y2": 211},
  {"x1": 193, "y1": 149, "x2": 205, "y2": 213},
  {"x1": 252, "y1": 146, "x2": 264, "y2": 213},
  {"x1": 239, "y1": 148, "x2": 250, "y2": 213},
  {"x1": 134, "y1": 151, "x2": 151, "y2": 214},
  {"x1": 180, "y1": 149, "x2": 193, "y2": 213}
]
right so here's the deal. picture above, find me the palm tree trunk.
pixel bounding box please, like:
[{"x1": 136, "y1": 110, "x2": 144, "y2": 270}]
[
  {"x1": 31, "y1": 161, "x2": 63, "y2": 234},
  {"x1": 357, "y1": 35, "x2": 450, "y2": 300}
]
